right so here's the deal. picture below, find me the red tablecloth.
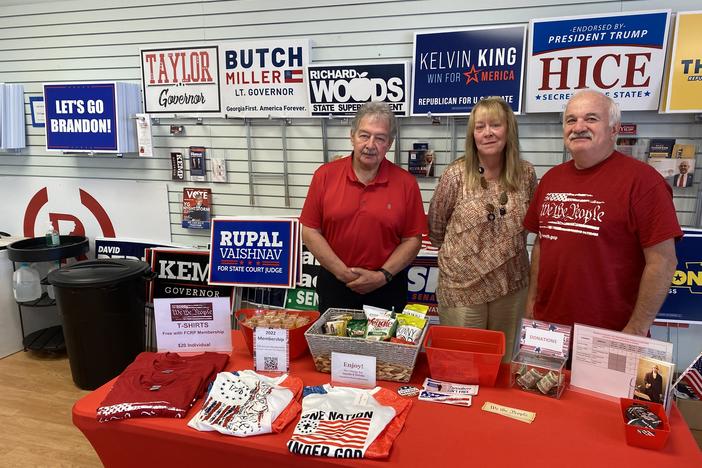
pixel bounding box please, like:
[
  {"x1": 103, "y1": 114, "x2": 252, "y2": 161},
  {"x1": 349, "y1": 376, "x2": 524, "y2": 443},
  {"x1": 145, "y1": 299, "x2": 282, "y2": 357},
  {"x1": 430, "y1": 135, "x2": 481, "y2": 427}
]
[{"x1": 73, "y1": 331, "x2": 702, "y2": 467}]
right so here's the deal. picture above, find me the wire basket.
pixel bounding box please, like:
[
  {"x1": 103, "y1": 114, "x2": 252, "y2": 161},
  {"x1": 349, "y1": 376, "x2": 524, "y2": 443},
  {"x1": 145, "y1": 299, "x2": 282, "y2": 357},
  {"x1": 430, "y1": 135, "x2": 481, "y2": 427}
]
[{"x1": 304, "y1": 308, "x2": 426, "y2": 382}]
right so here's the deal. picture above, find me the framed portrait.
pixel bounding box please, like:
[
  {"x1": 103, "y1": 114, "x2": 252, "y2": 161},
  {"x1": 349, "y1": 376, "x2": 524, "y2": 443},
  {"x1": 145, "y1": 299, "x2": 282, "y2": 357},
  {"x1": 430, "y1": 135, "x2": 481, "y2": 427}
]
[{"x1": 632, "y1": 356, "x2": 674, "y2": 410}]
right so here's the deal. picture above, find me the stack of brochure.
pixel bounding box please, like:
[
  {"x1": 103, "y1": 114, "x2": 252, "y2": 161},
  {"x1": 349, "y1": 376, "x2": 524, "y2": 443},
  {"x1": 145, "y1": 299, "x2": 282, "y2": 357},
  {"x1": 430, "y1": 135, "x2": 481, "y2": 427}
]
[
  {"x1": 418, "y1": 378, "x2": 478, "y2": 407},
  {"x1": 0, "y1": 83, "x2": 26, "y2": 150}
]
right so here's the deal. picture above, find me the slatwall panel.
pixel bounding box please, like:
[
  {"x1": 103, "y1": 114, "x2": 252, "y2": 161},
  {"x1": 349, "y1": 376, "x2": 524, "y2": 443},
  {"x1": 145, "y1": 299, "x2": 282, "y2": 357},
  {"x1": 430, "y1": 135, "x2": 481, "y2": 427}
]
[{"x1": 0, "y1": 0, "x2": 700, "y2": 249}]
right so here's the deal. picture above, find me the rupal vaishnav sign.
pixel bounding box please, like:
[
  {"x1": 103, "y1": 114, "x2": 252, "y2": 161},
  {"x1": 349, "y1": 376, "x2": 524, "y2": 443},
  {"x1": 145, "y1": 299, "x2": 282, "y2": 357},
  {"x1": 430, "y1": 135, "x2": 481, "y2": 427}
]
[
  {"x1": 412, "y1": 25, "x2": 527, "y2": 116},
  {"x1": 526, "y1": 10, "x2": 671, "y2": 112},
  {"x1": 44, "y1": 82, "x2": 118, "y2": 151},
  {"x1": 209, "y1": 217, "x2": 299, "y2": 288}
]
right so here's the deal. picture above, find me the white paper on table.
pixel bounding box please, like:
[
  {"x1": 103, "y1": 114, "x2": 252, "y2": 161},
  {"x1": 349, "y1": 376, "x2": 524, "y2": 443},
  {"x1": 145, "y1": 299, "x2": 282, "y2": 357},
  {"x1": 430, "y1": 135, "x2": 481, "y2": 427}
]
[
  {"x1": 331, "y1": 352, "x2": 376, "y2": 388},
  {"x1": 570, "y1": 323, "x2": 673, "y2": 399}
]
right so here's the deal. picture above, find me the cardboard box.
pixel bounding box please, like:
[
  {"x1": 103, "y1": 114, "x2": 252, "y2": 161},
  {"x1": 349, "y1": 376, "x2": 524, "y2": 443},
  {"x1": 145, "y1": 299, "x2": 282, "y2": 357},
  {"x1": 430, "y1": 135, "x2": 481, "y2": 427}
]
[{"x1": 677, "y1": 399, "x2": 702, "y2": 430}]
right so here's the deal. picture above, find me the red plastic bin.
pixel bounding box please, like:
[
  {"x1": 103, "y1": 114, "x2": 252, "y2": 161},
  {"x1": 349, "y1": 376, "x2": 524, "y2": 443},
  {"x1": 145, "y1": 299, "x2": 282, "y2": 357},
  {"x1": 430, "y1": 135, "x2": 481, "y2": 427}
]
[
  {"x1": 235, "y1": 309, "x2": 319, "y2": 359},
  {"x1": 620, "y1": 398, "x2": 670, "y2": 450},
  {"x1": 423, "y1": 326, "x2": 505, "y2": 386}
]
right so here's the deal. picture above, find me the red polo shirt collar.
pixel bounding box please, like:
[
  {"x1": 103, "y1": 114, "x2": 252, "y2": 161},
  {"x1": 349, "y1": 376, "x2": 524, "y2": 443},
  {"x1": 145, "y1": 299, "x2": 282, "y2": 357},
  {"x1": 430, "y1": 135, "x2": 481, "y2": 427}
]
[{"x1": 345, "y1": 153, "x2": 390, "y2": 186}]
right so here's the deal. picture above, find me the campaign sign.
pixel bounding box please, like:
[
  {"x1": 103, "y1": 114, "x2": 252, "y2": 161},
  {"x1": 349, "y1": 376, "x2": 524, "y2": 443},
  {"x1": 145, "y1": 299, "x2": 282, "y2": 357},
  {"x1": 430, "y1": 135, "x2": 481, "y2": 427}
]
[
  {"x1": 44, "y1": 82, "x2": 118, "y2": 151},
  {"x1": 141, "y1": 46, "x2": 221, "y2": 115},
  {"x1": 412, "y1": 26, "x2": 527, "y2": 116},
  {"x1": 219, "y1": 39, "x2": 310, "y2": 117},
  {"x1": 407, "y1": 253, "x2": 438, "y2": 320},
  {"x1": 658, "y1": 228, "x2": 702, "y2": 324},
  {"x1": 209, "y1": 218, "x2": 296, "y2": 288},
  {"x1": 95, "y1": 237, "x2": 178, "y2": 262},
  {"x1": 307, "y1": 62, "x2": 410, "y2": 116},
  {"x1": 151, "y1": 248, "x2": 234, "y2": 302},
  {"x1": 664, "y1": 12, "x2": 702, "y2": 112},
  {"x1": 285, "y1": 245, "x2": 320, "y2": 310},
  {"x1": 526, "y1": 10, "x2": 671, "y2": 112}
]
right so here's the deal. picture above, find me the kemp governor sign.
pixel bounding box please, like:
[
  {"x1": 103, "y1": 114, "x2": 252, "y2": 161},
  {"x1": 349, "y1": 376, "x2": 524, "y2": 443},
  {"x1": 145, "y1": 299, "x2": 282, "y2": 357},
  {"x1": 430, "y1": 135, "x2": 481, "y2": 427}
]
[
  {"x1": 412, "y1": 25, "x2": 527, "y2": 115},
  {"x1": 307, "y1": 62, "x2": 410, "y2": 116},
  {"x1": 527, "y1": 10, "x2": 671, "y2": 112}
]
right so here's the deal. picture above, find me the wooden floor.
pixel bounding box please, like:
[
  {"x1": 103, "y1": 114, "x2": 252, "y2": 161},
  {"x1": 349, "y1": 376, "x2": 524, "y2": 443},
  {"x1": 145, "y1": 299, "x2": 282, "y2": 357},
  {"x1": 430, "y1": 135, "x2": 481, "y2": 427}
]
[{"x1": 0, "y1": 350, "x2": 101, "y2": 467}]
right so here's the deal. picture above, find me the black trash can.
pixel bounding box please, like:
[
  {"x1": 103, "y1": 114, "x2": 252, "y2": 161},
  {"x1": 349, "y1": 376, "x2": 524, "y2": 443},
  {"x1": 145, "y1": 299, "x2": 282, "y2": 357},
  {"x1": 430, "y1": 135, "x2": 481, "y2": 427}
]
[{"x1": 48, "y1": 259, "x2": 152, "y2": 390}]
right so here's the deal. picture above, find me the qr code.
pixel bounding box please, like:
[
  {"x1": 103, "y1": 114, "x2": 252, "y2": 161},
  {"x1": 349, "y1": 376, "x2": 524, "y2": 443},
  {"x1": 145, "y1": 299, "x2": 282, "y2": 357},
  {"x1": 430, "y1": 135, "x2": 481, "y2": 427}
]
[{"x1": 264, "y1": 356, "x2": 278, "y2": 370}]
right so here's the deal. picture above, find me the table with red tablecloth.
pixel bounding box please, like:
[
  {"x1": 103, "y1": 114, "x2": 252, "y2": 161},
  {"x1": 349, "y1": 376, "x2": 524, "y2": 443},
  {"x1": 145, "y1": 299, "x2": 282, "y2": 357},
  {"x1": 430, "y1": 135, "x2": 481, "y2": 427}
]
[{"x1": 72, "y1": 331, "x2": 702, "y2": 467}]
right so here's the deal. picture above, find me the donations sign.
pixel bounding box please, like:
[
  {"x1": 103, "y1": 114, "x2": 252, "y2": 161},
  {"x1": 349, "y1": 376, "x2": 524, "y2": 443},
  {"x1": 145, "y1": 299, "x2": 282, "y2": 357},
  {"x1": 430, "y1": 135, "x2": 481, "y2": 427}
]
[
  {"x1": 140, "y1": 45, "x2": 221, "y2": 115},
  {"x1": 526, "y1": 10, "x2": 671, "y2": 112},
  {"x1": 44, "y1": 82, "x2": 118, "y2": 151},
  {"x1": 209, "y1": 217, "x2": 298, "y2": 288},
  {"x1": 307, "y1": 62, "x2": 410, "y2": 116},
  {"x1": 411, "y1": 26, "x2": 527, "y2": 115},
  {"x1": 664, "y1": 11, "x2": 702, "y2": 112},
  {"x1": 219, "y1": 39, "x2": 310, "y2": 117},
  {"x1": 658, "y1": 228, "x2": 702, "y2": 324}
]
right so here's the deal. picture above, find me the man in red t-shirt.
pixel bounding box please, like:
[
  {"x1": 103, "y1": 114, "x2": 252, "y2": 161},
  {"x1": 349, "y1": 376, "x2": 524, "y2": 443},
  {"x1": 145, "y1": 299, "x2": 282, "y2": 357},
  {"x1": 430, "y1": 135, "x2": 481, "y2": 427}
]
[
  {"x1": 523, "y1": 90, "x2": 682, "y2": 336},
  {"x1": 300, "y1": 102, "x2": 427, "y2": 314}
]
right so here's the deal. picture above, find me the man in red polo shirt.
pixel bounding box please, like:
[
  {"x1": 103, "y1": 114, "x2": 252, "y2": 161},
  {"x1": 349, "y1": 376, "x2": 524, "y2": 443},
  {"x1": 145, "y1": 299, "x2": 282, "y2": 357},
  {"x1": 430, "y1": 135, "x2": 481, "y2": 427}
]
[{"x1": 300, "y1": 102, "x2": 427, "y2": 314}]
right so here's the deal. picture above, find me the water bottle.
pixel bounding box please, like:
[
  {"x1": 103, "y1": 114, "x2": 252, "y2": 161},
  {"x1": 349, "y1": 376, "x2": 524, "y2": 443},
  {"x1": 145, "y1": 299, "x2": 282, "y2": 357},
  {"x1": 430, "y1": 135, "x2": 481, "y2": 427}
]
[
  {"x1": 12, "y1": 263, "x2": 42, "y2": 302},
  {"x1": 45, "y1": 221, "x2": 60, "y2": 247},
  {"x1": 46, "y1": 261, "x2": 60, "y2": 300}
]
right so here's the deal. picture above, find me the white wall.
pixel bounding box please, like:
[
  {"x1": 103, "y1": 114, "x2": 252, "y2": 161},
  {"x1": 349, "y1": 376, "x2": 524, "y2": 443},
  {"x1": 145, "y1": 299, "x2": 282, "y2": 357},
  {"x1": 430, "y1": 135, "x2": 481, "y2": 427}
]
[{"x1": 0, "y1": 0, "x2": 700, "y2": 365}]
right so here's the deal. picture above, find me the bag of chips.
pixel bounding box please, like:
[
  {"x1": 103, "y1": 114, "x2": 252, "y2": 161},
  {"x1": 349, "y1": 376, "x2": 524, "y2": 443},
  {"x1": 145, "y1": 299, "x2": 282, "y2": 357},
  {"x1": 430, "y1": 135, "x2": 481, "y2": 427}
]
[{"x1": 391, "y1": 314, "x2": 426, "y2": 345}]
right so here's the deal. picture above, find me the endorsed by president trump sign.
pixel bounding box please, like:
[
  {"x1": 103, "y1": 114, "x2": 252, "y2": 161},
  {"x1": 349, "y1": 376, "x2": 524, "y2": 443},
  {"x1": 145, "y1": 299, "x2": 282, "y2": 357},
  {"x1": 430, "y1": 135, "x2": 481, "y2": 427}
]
[
  {"x1": 209, "y1": 217, "x2": 300, "y2": 288},
  {"x1": 526, "y1": 10, "x2": 671, "y2": 112}
]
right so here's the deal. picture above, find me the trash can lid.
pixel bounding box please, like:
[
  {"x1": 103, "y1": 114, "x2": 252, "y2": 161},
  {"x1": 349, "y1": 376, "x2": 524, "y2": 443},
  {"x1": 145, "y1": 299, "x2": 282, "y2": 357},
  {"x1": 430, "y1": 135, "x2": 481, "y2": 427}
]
[{"x1": 48, "y1": 259, "x2": 151, "y2": 288}]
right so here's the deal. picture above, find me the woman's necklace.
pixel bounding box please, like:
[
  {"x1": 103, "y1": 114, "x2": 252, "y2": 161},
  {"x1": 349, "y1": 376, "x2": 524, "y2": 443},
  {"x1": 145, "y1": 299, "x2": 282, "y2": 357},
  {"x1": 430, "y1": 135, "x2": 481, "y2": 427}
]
[{"x1": 479, "y1": 166, "x2": 508, "y2": 221}]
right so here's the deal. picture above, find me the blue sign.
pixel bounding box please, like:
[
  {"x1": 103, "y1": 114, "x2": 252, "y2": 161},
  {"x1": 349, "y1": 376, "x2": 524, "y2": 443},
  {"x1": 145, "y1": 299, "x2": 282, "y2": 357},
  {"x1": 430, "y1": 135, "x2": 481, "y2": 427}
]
[
  {"x1": 412, "y1": 26, "x2": 526, "y2": 115},
  {"x1": 209, "y1": 218, "x2": 296, "y2": 288},
  {"x1": 531, "y1": 12, "x2": 669, "y2": 55},
  {"x1": 658, "y1": 229, "x2": 702, "y2": 324},
  {"x1": 44, "y1": 83, "x2": 118, "y2": 151}
]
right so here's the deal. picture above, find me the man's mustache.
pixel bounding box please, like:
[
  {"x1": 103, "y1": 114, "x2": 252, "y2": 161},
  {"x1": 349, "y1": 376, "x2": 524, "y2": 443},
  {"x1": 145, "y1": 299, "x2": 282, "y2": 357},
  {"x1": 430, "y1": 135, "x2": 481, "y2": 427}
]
[{"x1": 569, "y1": 131, "x2": 592, "y2": 140}]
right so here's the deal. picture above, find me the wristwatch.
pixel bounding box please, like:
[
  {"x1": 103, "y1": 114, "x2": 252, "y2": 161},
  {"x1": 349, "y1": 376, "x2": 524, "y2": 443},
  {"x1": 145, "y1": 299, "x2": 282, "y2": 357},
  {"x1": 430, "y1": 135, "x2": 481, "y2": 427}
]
[{"x1": 379, "y1": 268, "x2": 393, "y2": 284}]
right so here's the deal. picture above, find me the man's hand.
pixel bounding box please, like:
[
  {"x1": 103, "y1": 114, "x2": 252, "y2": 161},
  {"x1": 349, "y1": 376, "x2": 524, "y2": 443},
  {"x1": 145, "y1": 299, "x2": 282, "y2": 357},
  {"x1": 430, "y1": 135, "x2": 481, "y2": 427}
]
[
  {"x1": 346, "y1": 268, "x2": 387, "y2": 294},
  {"x1": 336, "y1": 268, "x2": 360, "y2": 284}
]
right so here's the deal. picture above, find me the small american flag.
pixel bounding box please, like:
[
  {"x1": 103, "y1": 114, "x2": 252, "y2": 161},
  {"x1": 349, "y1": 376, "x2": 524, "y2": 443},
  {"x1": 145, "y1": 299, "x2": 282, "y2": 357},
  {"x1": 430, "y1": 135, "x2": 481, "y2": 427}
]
[
  {"x1": 284, "y1": 69, "x2": 303, "y2": 83},
  {"x1": 674, "y1": 351, "x2": 702, "y2": 400},
  {"x1": 292, "y1": 417, "x2": 370, "y2": 449}
]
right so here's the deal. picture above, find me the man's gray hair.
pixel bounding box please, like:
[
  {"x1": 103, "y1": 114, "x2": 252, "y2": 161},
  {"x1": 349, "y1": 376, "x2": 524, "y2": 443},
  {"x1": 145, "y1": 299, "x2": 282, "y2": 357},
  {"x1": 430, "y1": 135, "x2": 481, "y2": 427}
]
[{"x1": 350, "y1": 102, "x2": 397, "y2": 141}]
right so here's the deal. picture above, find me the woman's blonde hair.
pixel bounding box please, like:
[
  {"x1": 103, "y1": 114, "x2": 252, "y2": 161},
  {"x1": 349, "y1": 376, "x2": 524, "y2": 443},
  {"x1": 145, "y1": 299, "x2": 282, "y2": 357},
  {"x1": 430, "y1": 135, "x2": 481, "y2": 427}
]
[{"x1": 464, "y1": 96, "x2": 522, "y2": 192}]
